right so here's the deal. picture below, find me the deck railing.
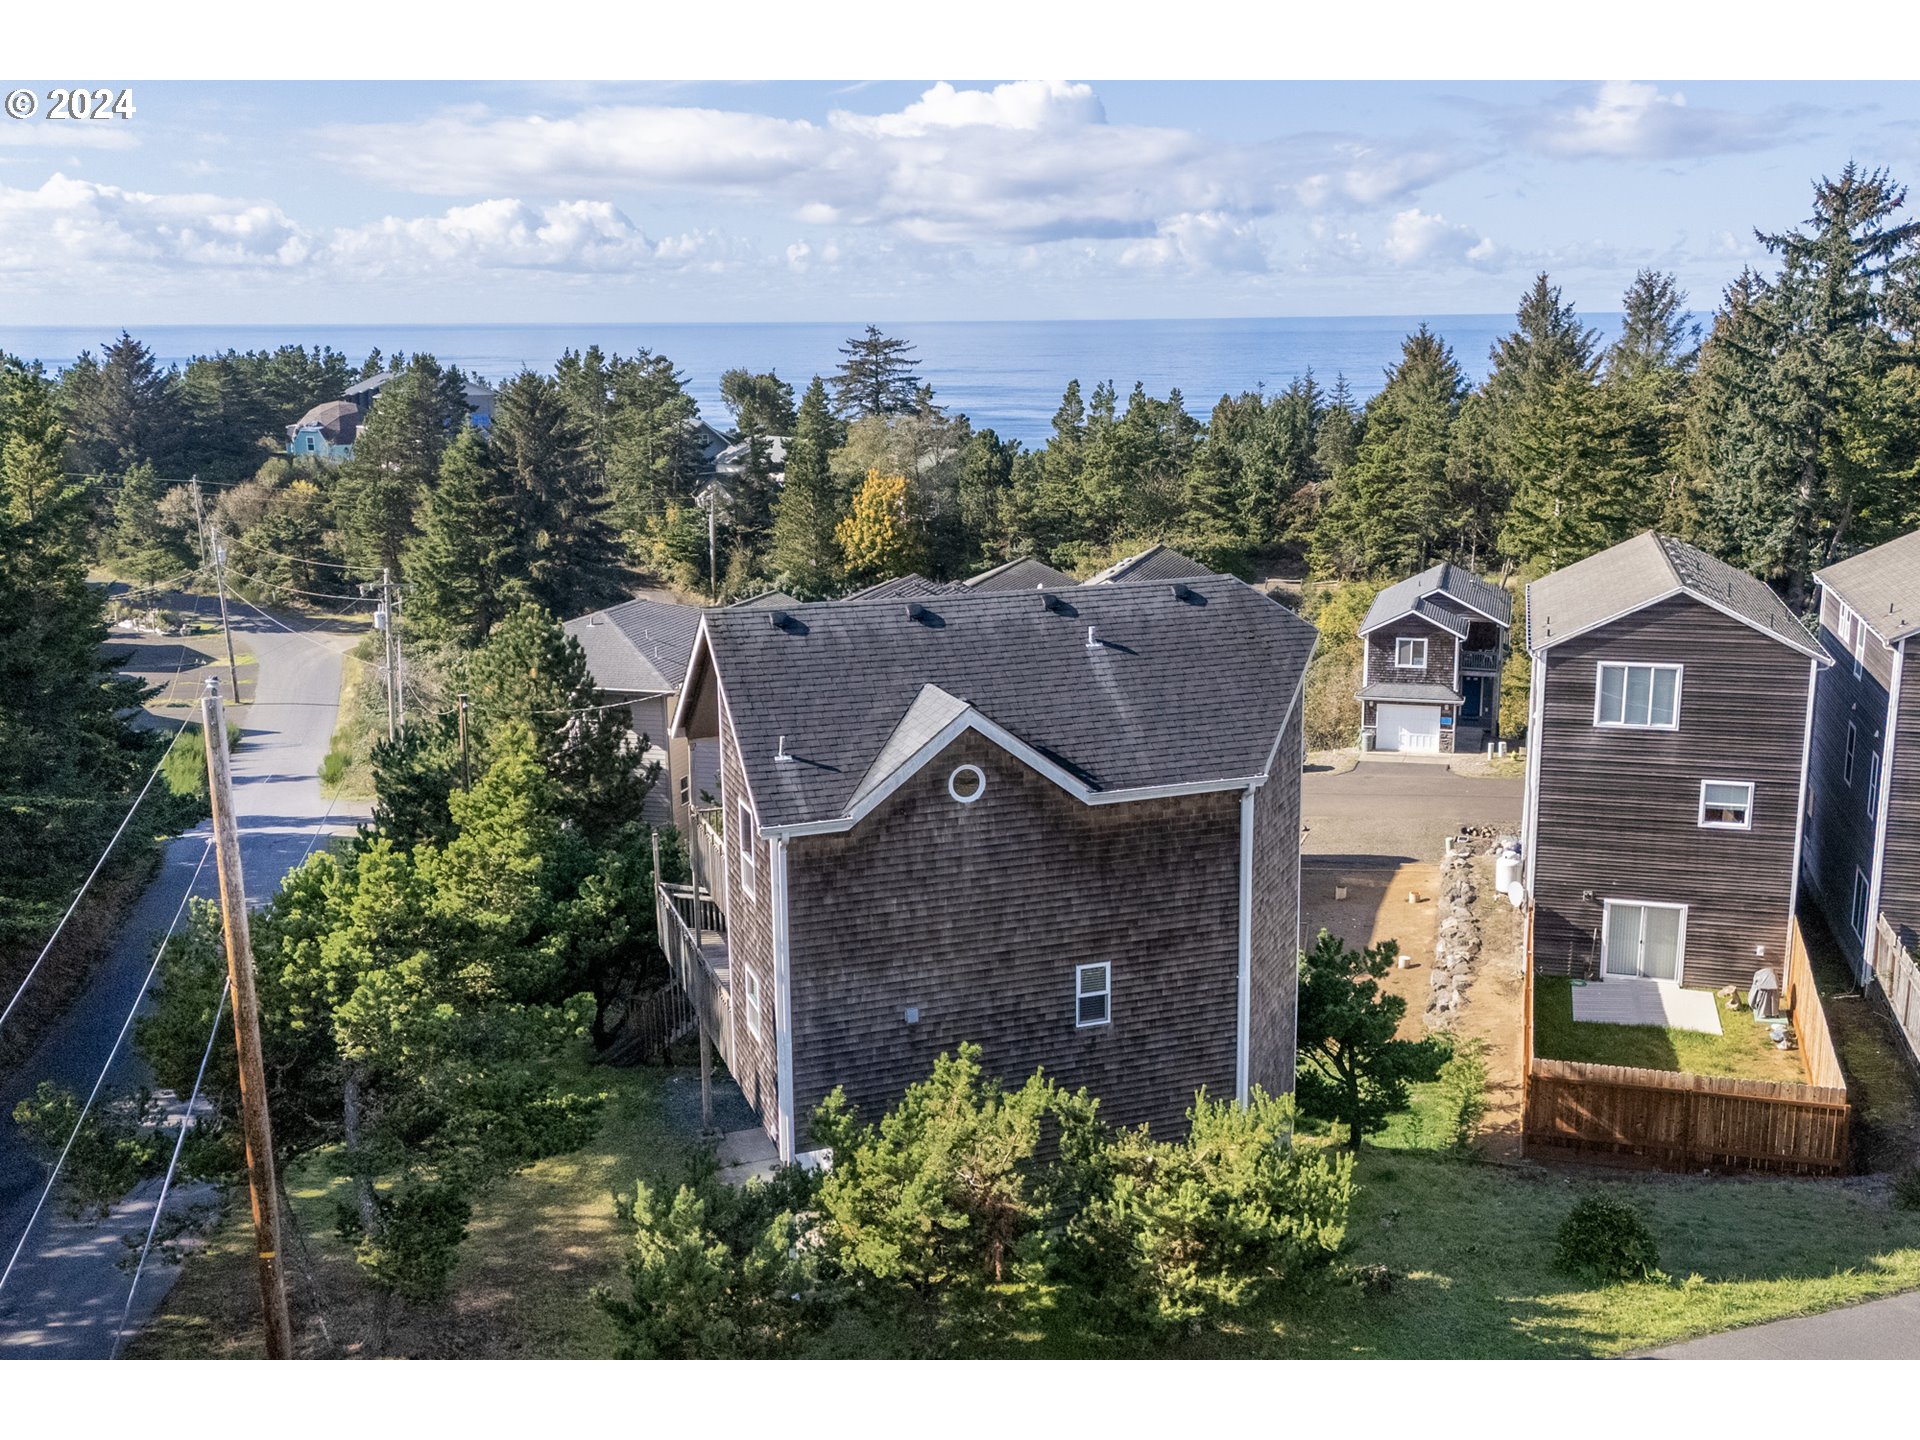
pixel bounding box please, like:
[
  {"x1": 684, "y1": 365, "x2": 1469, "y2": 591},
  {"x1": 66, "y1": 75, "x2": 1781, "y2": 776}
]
[
  {"x1": 656, "y1": 879, "x2": 731, "y2": 1068},
  {"x1": 691, "y1": 805, "x2": 728, "y2": 915},
  {"x1": 1461, "y1": 647, "x2": 1502, "y2": 672}
]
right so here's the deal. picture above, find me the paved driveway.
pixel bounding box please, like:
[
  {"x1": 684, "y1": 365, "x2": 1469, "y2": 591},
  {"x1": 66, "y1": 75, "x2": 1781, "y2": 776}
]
[
  {"x1": 1649, "y1": 1289, "x2": 1920, "y2": 1359},
  {"x1": 0, "y1": 600, "x2": 368, "y2": 1359},
  {"x1": 1303, "y1": 758, "x2": 1524, "y2": 864}
]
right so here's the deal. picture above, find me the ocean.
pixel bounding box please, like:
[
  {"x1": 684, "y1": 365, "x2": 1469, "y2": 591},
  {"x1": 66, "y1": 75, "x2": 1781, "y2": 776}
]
[{"x1": 0, "y1": 317, "x2": 1632, "y2": 449}]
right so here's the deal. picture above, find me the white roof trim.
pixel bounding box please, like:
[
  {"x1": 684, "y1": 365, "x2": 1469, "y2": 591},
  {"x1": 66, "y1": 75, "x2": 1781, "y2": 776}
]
[
  {"x1": 1527, "y1": 581, "x2": 1830, "y2": 664},
  {"x1": 666, "y1": 618, "x2": 713, "y2": 740},
  {"x1": 1358, "y1": 606, "x2": 1467, "y2": 640}
]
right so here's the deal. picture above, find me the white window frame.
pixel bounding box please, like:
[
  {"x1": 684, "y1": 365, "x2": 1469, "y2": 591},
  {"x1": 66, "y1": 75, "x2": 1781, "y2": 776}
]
[
  {"x1": 1850, "y1": 868, "x2": 1871, "y2": 943},
  {"x1": 1868, "y1": 753, "x2": 1881, "y2": 823},
  {"x1": 1593, "y1": 662, "x2": 1683, "y2": 731},
  {"x1": 1075, "y1": 961, "x2": 1111, "y2": 1029},
  {"x1": 744, "y1": 967, "x2": 762, "y2": 1039},
  {"x1": 1697, "y1": 780, "x2": 1755, "y2": 831},
  {"x1": 948, "y1": 763, "x2": 986, "y2": 804},
  {"x1": 1600, "y1": 899, "x2": 1689, "y2": 984},
  {"x1": 737, "y1": 798, "x2": 757, "y2": 900},
  {"x1": 1844, "y1": 722, "x2": 1858, "y2": 785},
  {"x1": 1843, "y1": 602, "x2": 1865, "y2": 679},
  {"x1": 1393, "y1": 636, "x2": 1428, "y2": 671}
]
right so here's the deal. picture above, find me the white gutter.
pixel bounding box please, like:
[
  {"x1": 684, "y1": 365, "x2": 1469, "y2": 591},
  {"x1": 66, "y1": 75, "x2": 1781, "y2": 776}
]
[{"x1": 771, "y1": 836, "x2": 795, "y2": 1162}]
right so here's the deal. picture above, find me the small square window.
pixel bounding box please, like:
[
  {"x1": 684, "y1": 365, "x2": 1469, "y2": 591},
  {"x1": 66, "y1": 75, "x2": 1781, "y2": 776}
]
[
  {"x1": 1075, "y1": 962, "x2": 1110, "y2": 1028},
  {"x1": 1394, "y1": 636, "x2": 1428, "y2": 670},
  {"x1": 1698, "y1": 780, "x2": 1754, "y2": 830}
]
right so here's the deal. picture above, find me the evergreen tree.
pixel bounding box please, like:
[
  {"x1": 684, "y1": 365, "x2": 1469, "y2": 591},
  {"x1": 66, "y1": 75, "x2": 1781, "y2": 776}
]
[
  {"x1": 719, "y1": 368, "x2": 797, "y2": 437},
  {"x1": 1314, "y1": 374, "x2": 1361, "y2": 486},
  {"x1": 605, "y1": 351, "x2": 701, "y2": 537},
  {"x1": 1604, "y1": 270, "x2": 1699, "y2": 538},
  {"x1": 490, "y1": 370, "x2": 629, "y2": 617},
  {"x1": 108, "y1": 462, "x2": 191, "y2": 587},
  {"x1": 405, "y1": 424, "x2": 520, "y2": 647},
  {"x1": 767, "y1": 378, "x2": 844, "y2": 598},
  {"x1": 60, "y1": 332, "x2": 186, "y2": 475},
  {"x1": 333, "y1": 356, "x2": 470, "y2": 581},
  {"x1": 831, "y1": 326, "x2": 921, "y2": 419}
]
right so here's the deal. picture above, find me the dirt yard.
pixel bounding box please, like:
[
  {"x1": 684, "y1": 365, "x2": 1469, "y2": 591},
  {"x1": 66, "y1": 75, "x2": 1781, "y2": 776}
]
[{"x1": 1302, "y1": 853, "x2": 1528, "y2": 1159}]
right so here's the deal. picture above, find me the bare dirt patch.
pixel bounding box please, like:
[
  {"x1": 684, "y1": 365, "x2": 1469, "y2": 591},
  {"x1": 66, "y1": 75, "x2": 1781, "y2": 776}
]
[{"x1": 1302, "y1": 859, "x2": 1442, "y2": 1042}]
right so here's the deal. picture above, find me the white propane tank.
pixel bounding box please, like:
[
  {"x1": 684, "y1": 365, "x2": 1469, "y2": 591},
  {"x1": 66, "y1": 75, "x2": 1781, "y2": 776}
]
[{"x1": 1494, "y1": 852, "x2": 1521, "y2": 893}]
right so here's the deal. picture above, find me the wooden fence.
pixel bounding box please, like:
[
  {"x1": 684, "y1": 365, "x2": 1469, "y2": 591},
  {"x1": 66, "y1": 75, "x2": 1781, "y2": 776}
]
[
  {"x1": 1871, "y1": 915, "x2": 1920, "y2": 1070},
  {"x1": 1521, "y1": 914, "x2": 1851, "y2": 1176}
]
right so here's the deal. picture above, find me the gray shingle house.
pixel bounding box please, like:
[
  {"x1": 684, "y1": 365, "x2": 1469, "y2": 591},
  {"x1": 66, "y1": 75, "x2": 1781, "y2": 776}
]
[
  {"x1": 1356, "y1": 562, "x2": 1512, "y2": 753},
  {"x1": 1520, "y1": 532, "x2": 1831, "y2": 990},
  {"x1": 963, "y1": 556, "x2": 1076, "y2": 593},
  {"x1": 1085, "y1": 544, "x2": 1213, "y2": 585},
  {"x1": 663, "y1": 575, "x2": 1318, "y2": 1160},
  {"x1": 565, "y1": 596, "x2": 709, "y2": 828},
  {"x1": 1805, "y1": 528, "x2": 1920, "y2": 981}
]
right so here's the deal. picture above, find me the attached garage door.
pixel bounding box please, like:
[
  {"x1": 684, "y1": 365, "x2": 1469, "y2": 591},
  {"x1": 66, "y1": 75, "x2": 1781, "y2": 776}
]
[{"x1": 1376, "y1": 703, "x2": 1441, "y2": 753}]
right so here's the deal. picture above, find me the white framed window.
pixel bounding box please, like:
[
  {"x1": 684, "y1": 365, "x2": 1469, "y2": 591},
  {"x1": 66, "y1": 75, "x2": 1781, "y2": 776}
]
[
  {"x1": 1843, "y1": 602, "x2": 1865, "y2": 679},
  {"x1": 1594, "y1": 662, "x2": 1682, "y2": 729},
  {"x1": 1602, "y1": 900, "x2": 1687, "y2": 982},
  {"x1": 737, "y1": 798, "x2": 756, "y2": 899},
  {"x1": 1075, "y1": 962, "x2": 1111, "y2": 1028},
  {"x1": 1698, "y1": 780, "x2": 1755, "y2": 830},
  {"x1": 948, "y1": 763, "x2": 986, "y2": 804},
  {"x1": 1393, "y1": 636, "x2": 1428, "y2": 670},
  {"x1": 1851, "y1": 868, "x2": 1871, "y2": 943},
  {"x1": 744, "y1": 967, "x2": 762, "y2": 1038},
  {"x1": 1868, "y1": 753, "x2": 1881, "y2": 822},
  {"x1": 1844, "y1": 722, "x2": 1858, "y2": 785}
]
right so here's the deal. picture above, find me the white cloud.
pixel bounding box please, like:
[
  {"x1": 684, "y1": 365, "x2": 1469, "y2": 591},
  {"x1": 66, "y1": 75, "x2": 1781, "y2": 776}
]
[
  {"x1": 329, "y1": 198, "x2": 743, "y2": 275},
  {"x1": 1512, "y1": 81, "x2": 1797, "y2": 160},
  {"x1": 1382, "y1": 207, "x2": 1492, "y2": 267},
  {"x1": 0, "y1": 173, "x2": 308, "y2": 274},
  {"x1": 319, "y1": 81, "x2": 1459, "y2": 252},
  {"x1": 1120, "y1": 211, "x2": 1269, "y2": 274}
]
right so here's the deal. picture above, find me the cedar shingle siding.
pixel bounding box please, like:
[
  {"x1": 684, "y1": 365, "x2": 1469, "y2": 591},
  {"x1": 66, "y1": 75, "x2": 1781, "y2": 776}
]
[
  {"x1": 1530, "y1": 593, "x2": 1812, "y2": 989},
  {"x1": 1247, "y1": 697, "x2": 1304, "y2": 1096},
  {"x1": 782, "y1": 728, "x2": 1274, "y2": 1144},
  {"x1": 1366, "y1": 621, "x2": 1457, "y2": 690},
  {"x1": 720, "y1": 693, "x2": 780, "y2": 1139}
]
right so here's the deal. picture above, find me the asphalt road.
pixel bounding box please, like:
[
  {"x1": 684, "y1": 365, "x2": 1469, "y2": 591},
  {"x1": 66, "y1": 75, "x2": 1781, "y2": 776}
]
[
  {"x1": 0, "y1": 599, "x2": 367, "y2": 1359},
  {"x1": 1302, "y1": 757, "x2": 1525, "y2": 863},
  {"x1": 1648, "y1": 1289, "x2": 1920, "y2": 1359}
]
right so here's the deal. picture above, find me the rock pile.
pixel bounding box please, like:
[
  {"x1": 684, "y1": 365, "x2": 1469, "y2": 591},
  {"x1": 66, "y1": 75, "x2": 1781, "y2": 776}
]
[{"x1": 1426, "y1": 836, "x2": 1486, "y2": 1026}]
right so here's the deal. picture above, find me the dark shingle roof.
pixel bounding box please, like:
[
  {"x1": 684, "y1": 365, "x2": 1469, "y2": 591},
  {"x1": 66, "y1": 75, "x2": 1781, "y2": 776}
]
[
  {"x1": 1085, "y1": 545, "x2": 1213, "y2": 585},
  {"x1": 565, "y1": 596, "x2": 705, "y2": 696},
  {"x1": 1526, "y1": 532, "x2": 1829, "y2": 662},
  {"x1": 840, "y1": 574, "x2": 971, "y2": 602},
  {"x1": 963, "y1": 556, "x2": 1076, "y2": 592},
  {"x1": 731, "y1": 589, "x2": 801, "y2": 610},
  {"x1": 1362, "y1": 561, "x2": 1511, "y2": 633},
  {"x1": 1817, "y1": 529, "x2": 1920, "y2": 644},
  {"x1": 1359, "y1": 681, "x2": 1465, "y2": 705},
  {"x1": 698, "y1": 575, "x2": 1317, "y2": 832}
]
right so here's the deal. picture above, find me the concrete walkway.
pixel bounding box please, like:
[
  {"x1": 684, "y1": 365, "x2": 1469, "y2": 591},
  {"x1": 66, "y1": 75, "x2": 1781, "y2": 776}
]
[
  {"x1": 1649, "y1": 1289, "x2": 1920, "y2": 1359},
  {"x1": 1572, "y1": 978, "x2": 1723, "y2": 1034},
  {"x1": 0, "y1": 597, "x2": 368, "y2": 1360}
]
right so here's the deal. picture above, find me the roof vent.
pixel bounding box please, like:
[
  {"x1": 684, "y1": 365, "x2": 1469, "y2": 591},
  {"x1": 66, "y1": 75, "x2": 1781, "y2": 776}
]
[
  {"x1": 1041, "y1": 593, "x2": 1064, "y2": 614},
  {"x1": 774, "y1": 734, "x2": 793, "y2": 765},
  {"x1": 906, "y1": 601, "x2": 929, "y2": 623},
  {"x1": 1170, "y1": 582, "x2": 1194, "y2": 602},
  {"x1": 1086, "y1": 625, "x2": 1100, "y2": 650}
]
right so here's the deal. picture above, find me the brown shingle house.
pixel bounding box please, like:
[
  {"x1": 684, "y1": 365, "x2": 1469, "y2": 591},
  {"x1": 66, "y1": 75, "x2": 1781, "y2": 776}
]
[
  {"x1": 1805, "y1": 527, "x2": 1920, "y2": 983},
  {"x1": 1520, "y1": 533, "x2": 1831, "y2": 990},
  {"x1": 1356, "y1": 562, "x2": 1512, "y2": 754},
  {"x1": 662, "y1": 575, "x2": 1318, "y2": 1160}
]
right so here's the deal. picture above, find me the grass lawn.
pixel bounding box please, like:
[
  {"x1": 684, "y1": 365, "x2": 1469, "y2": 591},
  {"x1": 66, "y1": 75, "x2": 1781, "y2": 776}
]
[
  {"x1": 1533, "y1": 976, "x2": 1806, "y2": 1083},
  {"x1": 317, "y1": 643, "x2": 378, "y2": 802},
  {"x1": 128, "y1": 1056, "x2": 702, "y2": 1359}
]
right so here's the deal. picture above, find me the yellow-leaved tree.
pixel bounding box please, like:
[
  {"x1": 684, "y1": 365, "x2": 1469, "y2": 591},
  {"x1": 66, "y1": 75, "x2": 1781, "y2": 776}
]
[{"x1": 835, "y1": 469, "x2": 919, "y2": 586}]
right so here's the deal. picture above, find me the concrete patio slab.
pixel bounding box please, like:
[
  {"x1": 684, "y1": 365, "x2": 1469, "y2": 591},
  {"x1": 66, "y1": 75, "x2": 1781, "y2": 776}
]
[{"x1": 1572, "y1": 978, "x2": 1723, "y2": 1034}]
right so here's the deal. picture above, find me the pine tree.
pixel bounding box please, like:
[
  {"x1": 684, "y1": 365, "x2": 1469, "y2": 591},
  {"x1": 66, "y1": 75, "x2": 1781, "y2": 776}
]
[
  {"x1": 768, "y1": 378, "x2": 844, "y2": 598},
  {"x1": 490, "y1": 370, "x2": 629, "y2": 617},
  {"x1": 405, "y1": 424, "x2": 520, "y2": 647},
  {"x1": 605, "y1": 351, "x2": 701, "y2": 536},
  {"x1": 60, "y1": 332, "x2": 186, "y2": 474},
  {"x1": 334, "y1": 356, "x2": 470, "y2": 581},
  {"x1": 719, "y1": 369, "x2": 797, "y2": 437},
  {"x1": 108, "y1": 462, "x2": 191, "y2": 587},
  {"x1": 831, "y1": 327, "x2": 921, "y2": 419}
]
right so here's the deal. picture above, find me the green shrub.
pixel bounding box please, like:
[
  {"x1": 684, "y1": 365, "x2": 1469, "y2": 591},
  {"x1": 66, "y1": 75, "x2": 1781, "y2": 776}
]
[
  {"x1": 159, "y1": 721, "x2": 241, "y2": 801},
  {"x1": 1893, "y1": 1166, "x2": 1920, "y2": 1212},
  {"x1": 1555, "y1": 1193, "x2": 1665, "y2": 1285},
  {"x1": 1438, "y1": 1039, "x2": 1490, "y2": 1153}
]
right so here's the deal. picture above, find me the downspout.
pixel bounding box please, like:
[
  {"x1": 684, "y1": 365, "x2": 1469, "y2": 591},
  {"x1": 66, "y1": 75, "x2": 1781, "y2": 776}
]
[
  {"x1": 771, "y1": 835, "x2": 796, "y2": 1161},
  {"x1": 1237, "y1": 783, "x2": 1255, "y2": 1105},
  {"x1": 1786, "y1": 654, "x2": 1819, "y2": 977}
]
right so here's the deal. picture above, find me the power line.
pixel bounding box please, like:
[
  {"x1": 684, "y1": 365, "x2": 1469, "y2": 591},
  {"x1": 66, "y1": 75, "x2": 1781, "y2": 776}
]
[
  {"x1": 220, "y1": 568, "x2": 379, "y2": 606},
  {"x1": 223, "y1": 536, "x2": 360, "y2": 572},
  {"x1": 110, "y1": 974, "x2": 227, "y2": 1360},
  {"x1": 0, "y1": 719, "x2": 198, "y2": 1038},
  {"x1": 0, "y1": 838, "x2": 215, "y2": 1299},
  {"x1": 214, "y1": 578, "x2": 379, "y2": 670}
]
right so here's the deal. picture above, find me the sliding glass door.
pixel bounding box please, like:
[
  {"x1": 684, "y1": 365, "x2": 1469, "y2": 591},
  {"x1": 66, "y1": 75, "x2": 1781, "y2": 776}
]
[{"x1": 1602, "y1": 901, "x2": 1686, "y2": 982}]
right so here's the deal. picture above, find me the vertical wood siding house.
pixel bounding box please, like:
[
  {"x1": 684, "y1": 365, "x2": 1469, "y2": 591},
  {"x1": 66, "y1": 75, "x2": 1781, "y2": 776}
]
[
  {"x1": 1520, "y1": 533, "x2": 1831, "y2": 989},
  {"x1": 666, "y1": 576, "x2": 1318, "y2": 1161},
  {"x1": 1805, "y1": 528, "x2": 1920, "y2": 980},
  {"x1": 1355, "y1": 562, "x2": 1512, "y2": 754}
]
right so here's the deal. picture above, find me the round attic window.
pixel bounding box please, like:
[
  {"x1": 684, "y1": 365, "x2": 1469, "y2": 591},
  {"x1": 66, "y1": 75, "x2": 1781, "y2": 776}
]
[{"x1": 948, "y1": 764, "x2": 986, "y2": 804}]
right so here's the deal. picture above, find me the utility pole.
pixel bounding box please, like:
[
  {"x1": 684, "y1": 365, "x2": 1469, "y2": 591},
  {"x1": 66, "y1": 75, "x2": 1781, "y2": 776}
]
[
  {"x1": 200, "y1": 677, "x2": 294, "y2": 1361},
  {"x1": 189, "y1": 474, "x2": 207, "y2": 573},
  {"x1": 380, "y1": 567, "x2": 396, "y2": 744},
  {"x1": 211, "y1": 530, "x2": 241, "y2": 702},
  {"x1": 457, "y1": 692, "x2": 471, "y2": 792}
]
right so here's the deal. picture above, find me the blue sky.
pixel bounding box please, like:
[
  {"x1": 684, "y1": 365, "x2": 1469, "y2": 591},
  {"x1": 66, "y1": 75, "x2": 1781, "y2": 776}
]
[{"x1": 1, "y1": 79, "x2": 1916, "y2": 324}]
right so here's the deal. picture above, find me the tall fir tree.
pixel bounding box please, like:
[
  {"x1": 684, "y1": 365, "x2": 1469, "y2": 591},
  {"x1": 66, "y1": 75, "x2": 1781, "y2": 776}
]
[
  {"x1": 405, "y1": 423, "x2": 520, "y2": 647},
  {"x1": 831, "y1": 326, "x2": 921, "y2": 419},
  {"x1": 768, "y1": 378, "x2": 845, "y2": 598}
]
